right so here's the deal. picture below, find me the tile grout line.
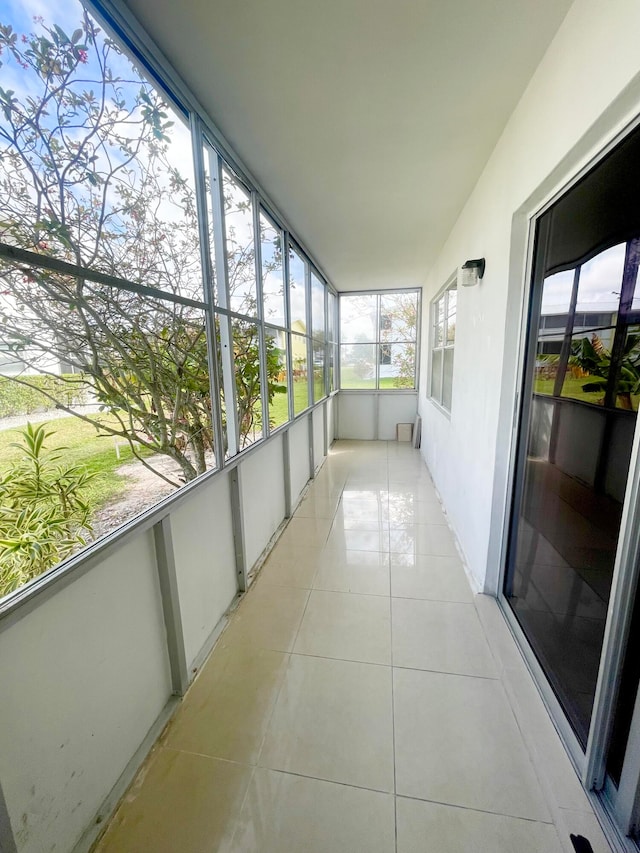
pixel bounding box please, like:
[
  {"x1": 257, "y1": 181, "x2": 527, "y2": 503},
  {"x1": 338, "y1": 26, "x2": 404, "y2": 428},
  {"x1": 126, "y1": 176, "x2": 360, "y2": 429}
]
[
  {"x1": 158, "y1": 744, "x2": 562, "y2": 827},
  {"x1": 284, "y1": 470, "x2": 347, "y2": 658},
  {"x1": 249, "y1": 449, "x2": 347, "y2": 825},
  {"x1": 386, "y1": 441, "x2": 399, "y2": 853}
]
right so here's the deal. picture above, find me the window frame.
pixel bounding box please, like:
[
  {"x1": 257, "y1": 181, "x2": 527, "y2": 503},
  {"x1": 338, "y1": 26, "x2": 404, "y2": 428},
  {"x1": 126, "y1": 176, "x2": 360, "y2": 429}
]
[
  {"x1": 429, "y1": 275, "x2": 457, "y2": 412},
  {"x1": 0, "y1": 0, "x2": 338, "y2": 609},
  {"x1": 338, "y1": 288, "x2": 420, "y2": 391}
]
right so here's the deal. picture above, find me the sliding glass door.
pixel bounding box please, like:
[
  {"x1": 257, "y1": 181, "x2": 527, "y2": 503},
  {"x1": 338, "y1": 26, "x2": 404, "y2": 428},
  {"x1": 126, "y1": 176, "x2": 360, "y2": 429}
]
[{"x1": 503, "y1": 121, "x2": 640, "y2": 836}]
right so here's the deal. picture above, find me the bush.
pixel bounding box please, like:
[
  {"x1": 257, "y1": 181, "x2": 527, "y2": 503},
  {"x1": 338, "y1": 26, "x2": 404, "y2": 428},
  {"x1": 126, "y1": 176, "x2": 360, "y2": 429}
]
[
  {"x1": 0, "y1": 374, "x2": 88, "y2": 418},
  {"x1": 0, "y1": 423, "x2": 94, "y2": 597}
]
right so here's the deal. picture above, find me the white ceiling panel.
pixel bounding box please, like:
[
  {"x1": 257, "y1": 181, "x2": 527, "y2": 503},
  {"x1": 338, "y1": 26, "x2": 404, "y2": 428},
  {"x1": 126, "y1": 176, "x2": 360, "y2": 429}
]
[{"x1": 122, "y1": 0, "x2": 573, "y2": 289}]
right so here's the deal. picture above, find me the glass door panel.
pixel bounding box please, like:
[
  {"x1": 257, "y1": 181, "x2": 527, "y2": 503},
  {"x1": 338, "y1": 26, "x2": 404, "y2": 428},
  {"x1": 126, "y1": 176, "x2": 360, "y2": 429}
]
[{"x1": 504, "y1": 123, "x2": 640, "y2": 750}]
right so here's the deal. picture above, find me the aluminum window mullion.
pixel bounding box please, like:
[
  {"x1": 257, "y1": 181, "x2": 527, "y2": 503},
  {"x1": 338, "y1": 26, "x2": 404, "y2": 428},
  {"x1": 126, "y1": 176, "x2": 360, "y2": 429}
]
[
  {"x1": 375, "y1": 294, "x2": 381, "y2": 390},
  {"x1": 441, "y1": 291, "x2": 448, "y2": 406},
  {"x1": 189, "y1": 116, "x2": 225, "y2": 468},
  {"x1": 551, "y1": 265, "x2": 581, "y2": 398},
  {"x1": 209, "y1": 149, "x2": 239, "y2": 456},
  {"x1": 253, "y1": 189, "x2": 270, "y2": 439},
  {"x1": 0, "y1": 243, "x2": 206, "y2": 311},
  {"x1": 306, "y1": 262, "x2": 312, "y2": 408},
  {"x1": 284, "y1": 234, "x2": 294, "y2": 423},
  {"x1": 324, "y1": 285, "x2": 329, "y2": 398},
  {"x1": 415, "y1": 288, "x2": 422, "y2": 390},
  {"x1": 337, "y1": 295, "x2": 342, "y2": 389}
]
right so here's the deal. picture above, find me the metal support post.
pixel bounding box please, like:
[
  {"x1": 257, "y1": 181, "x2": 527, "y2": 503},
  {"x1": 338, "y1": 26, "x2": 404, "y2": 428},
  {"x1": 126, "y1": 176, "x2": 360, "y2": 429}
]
[{"x1": 153, "y1": 518, "x2": 190, "y2": 696}]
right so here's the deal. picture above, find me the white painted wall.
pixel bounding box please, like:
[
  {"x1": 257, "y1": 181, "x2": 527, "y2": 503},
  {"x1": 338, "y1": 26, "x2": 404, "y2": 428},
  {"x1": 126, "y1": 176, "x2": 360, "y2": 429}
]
[
  {"x1": 289, "y1": 415, "x2": 311, "y2": 506},
  {"x1": 327, "y1": 395, "x2": 336, "y2": 446},
  {"x1": 337, "y1": 393, "x2": 376, "y2": 439},
  {"x1": 0, "y1": 402, "x2": 324, "y2": 853},
  {"x1": 418, "y1": 0, "x2": 640, "y2": 588},
  {"x1": 313, "y1": 405, "x2": 325, "y2": 471},
  {"x1": 241, "y1": 435, "x2": 286, "y2": 570},
  {"x1": 378, "y1": 394, "x2": 419, "y2": 441},
  {"x1": 171, "y1": 474, "x2": 237, "y2": 669},
  {"x1": 0, "y1": 533, "x2": 171, "y2": 853},
  {"x1": 337, "y1": 392, "x2": 418, "y2": 440}
]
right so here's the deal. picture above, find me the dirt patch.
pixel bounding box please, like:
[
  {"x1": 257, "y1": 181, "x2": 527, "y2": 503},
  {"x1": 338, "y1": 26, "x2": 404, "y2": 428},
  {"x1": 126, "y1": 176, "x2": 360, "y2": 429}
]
[{"x1": 89, "y1": 455, "x2": 184, "y2": 541}]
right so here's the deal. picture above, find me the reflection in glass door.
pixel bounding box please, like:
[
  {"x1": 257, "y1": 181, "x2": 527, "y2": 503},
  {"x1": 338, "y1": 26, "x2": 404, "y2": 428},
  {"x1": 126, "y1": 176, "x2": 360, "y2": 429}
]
[{"x1": 504, "y1": 124, "x2": 640, "y2": 751}]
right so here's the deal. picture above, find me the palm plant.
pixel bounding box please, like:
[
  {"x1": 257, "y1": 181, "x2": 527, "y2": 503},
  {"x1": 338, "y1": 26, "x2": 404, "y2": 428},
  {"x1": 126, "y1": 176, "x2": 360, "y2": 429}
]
[{"x1": 571, "y1": 333, "x2": 640, "y2": 409}]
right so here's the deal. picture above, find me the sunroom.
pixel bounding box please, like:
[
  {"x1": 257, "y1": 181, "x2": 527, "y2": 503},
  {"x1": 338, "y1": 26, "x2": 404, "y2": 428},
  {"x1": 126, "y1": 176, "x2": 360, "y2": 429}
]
[{"x1": 2, "y1": 0, "x2": 640, "y2": 851}]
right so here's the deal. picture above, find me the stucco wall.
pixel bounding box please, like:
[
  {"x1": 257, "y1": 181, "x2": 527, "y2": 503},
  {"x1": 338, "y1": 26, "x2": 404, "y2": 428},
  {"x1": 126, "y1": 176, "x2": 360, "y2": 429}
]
[{"x1": 418, "y1": 0, "x2": 640, "y2": 588}]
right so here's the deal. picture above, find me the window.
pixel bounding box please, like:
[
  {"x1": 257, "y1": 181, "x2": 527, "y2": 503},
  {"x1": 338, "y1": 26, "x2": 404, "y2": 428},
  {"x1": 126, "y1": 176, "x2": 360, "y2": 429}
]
[
  {"x1": 339, "y1": 291, "x2": 419, "y2": 389},
  {"x1": 327, "y1": 291, "x2": 338, "y2": 392},
  {"x1": 288, "y1": 245, "x2": 311, "y2": 413},
  {"x1": 430, "y1": 280, "x2": 456, "y2": 410},
  {"x1": 0, "y1": 0, "x2": 334, "y2": 602},
  {"x1": 311, "y1": 272, "x2": 327, "y2": 402}
]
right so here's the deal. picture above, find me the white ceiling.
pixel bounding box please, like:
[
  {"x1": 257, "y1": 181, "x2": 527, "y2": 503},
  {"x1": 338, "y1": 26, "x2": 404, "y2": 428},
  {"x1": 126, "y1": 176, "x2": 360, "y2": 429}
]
[{"x1": 123, "y1": 0, "x2": 573, "y2": 291}]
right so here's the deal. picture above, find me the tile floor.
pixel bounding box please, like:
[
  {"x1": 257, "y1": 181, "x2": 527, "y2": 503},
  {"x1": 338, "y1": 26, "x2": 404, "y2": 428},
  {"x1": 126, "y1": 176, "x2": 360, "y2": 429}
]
[{"x1": 95, "y1": 440, "x2": 613, "y2": 853}]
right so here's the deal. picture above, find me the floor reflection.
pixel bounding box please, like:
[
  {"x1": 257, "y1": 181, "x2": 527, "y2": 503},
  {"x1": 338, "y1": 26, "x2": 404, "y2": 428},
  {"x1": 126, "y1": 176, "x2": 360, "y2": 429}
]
[{"x1": 508, "y1": 460, "x2": 621, "y2": 745}]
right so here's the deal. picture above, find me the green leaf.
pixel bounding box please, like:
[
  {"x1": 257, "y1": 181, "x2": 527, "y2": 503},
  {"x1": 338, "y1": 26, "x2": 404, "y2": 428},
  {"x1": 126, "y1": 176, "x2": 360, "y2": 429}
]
[{"x1": 53, "y1": 25, "x2": 70, "y2": 45}]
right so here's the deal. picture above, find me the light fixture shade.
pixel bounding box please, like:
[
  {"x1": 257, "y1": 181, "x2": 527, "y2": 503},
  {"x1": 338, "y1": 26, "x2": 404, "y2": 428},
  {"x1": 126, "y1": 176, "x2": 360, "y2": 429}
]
[{"x1": 460, "y1": 257, "x2": 485, "y2": 287}]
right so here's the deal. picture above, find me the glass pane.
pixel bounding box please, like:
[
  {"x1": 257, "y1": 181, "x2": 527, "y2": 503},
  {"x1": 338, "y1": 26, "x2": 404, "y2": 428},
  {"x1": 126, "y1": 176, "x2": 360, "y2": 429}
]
[
  {"x1": 289, "y1": 248, "x2": 307, "y2": 332},
  {"x1": 340, "y1": 294, "x2": 377, "y2": 343},
  {"x1": 291, "y1": 333, "x2": 309, "y2": 414},
  {"x1": 311, "y1": 273, "x2": 326, "y2": 341},
  {"x1": 442, "y1": 348, "x2": 454, "y2": 409},
  {"x1": 329, "y1": 343, "x2": 336, "y2": 392},
  {"x1": 577, "y1": 243, "x2": 625, "y2": 314},
  {"x1": 434, "y1": 296, "x2": 445, "y2": 347},
  {"x1": 505, "y1": 230, "x2": 639, "y2": 747},
  {"x1": 223, "y1": 170, "x2": 257, "y2": 316},
  {"x1": 266, "y1": 328, "x2": 288, "y2": 429},
  {"x1": 313, "y1": 341, "x2": 325, "y2": 402},
  {"x1": 0, "y1": 7, "x2": 203, "y2": 301},
  {"x1": 0, "y1": 259, "x2": 215, "y2": 598},
  {"x1": 260, "y1": 212, "x2": 286, "y2": 327},
  {"x1": 340, "y1": 344, "x2": 376, "y2": 389},
  {"x1": 232, "y1": 318, "x2": 263, "y2": 448},
  {"x1": 540, "y1": 269, "x2": 576, "y2": 316},
  {"x1": 215, "y1": 314, "x2": 230, "y2": 458},
  {"x1": 431, "y1": 349, "x2": 443, "y2": 402},
  {"x1": 380, "y1": 292, "x2": 418, "y2": 342},
  {"x1": 558, "y1": 328, "x2": 617, "y2": 405},
  {"x1": 446, "y1": 289, "x2": 457, "y2": 344},
  {"x1": 380, "y1": 343, "x2": 416, "y2": 389},
  {"x1": 613, "y1": 325, "x2": 640, "y2": 411},
  {"x1": 327, "y1": 291, "x2": 336, "y2": 341},
  {"x1": 202, "y1": 144, "x2": 218, "y2": 299}
]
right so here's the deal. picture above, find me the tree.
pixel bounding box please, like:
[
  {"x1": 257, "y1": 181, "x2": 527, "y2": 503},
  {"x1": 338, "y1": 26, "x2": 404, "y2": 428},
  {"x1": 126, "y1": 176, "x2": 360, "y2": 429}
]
[
  {"x1": 0, "y1": 10, "x2": 281, "y2": 485},
  {"x1": 380, "y1": 292, "x2": 418, "y2": 388}
]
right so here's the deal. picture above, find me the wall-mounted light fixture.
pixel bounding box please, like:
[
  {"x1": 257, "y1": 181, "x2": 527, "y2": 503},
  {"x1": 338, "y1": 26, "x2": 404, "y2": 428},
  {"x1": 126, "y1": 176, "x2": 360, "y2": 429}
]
[{"x1": 460, "y1": 257, "x2": 485, "y2": 287}]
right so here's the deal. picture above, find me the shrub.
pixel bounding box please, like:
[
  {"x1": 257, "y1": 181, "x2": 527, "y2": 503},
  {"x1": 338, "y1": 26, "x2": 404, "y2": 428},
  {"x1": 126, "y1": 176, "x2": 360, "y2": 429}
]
[
  {"x1": 0, "y1": 374, "x2": 88, "y2": 418},
  {"x1": 0, "y1": 422, "x2": 94, "y2": 597}
]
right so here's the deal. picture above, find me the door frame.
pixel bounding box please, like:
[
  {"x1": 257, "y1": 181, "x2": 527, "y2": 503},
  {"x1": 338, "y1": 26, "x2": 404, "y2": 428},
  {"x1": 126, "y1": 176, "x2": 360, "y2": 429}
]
[{"x1": 490, "y1": 108, "x2": 640, "y2": 846}]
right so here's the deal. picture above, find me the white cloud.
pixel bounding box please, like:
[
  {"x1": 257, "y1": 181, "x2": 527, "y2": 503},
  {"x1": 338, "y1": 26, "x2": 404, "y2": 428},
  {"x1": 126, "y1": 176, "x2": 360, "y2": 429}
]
[{"x1": 542, "y1": 243, "x2": 626, "y2": 315}]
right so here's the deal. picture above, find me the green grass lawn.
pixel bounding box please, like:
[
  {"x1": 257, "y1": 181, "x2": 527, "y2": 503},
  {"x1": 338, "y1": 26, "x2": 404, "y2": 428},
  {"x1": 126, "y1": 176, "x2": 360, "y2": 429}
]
[
  {"x1": 268, "y1": 378, "x2": 310, "y2": 426},
  {"x1": 340, "y1": 366, "x2": 414, "y2": 390},
  {"x1": 534, "y1": 375, "x2": 602, "y2": 403},
  {"x1": 0, "y1": 415, "x2": 151, "y2": 512},
  {"x1": 534, "y1": 375, "x2": 640, "y2": 410}
]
